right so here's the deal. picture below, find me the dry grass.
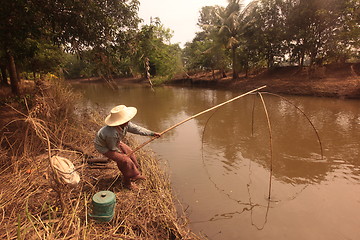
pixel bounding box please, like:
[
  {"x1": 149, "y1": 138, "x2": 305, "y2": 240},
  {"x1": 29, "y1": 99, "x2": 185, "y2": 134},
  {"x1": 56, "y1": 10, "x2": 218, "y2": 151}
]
[{"x1": 0, "y1": 77, "x2": 200, "y2": 239}]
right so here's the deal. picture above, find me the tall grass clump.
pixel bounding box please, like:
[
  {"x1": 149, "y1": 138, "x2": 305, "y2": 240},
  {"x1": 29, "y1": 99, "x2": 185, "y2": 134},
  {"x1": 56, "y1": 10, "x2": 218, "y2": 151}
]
[{"x1": 0, "y1": 76, "x2": 200, "y2": 239}]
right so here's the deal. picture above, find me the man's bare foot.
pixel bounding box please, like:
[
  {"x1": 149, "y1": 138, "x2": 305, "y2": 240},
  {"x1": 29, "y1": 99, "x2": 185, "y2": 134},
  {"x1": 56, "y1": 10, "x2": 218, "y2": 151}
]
[{"x1": 124, "y1": 182, "x2": 139, "y2": 191}]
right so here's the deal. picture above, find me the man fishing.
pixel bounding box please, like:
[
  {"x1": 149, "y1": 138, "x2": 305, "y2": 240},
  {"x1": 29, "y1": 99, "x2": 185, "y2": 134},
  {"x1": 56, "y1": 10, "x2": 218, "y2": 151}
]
[{"x1": 94, "y1": 105, "x2": 160, "y2": 190}]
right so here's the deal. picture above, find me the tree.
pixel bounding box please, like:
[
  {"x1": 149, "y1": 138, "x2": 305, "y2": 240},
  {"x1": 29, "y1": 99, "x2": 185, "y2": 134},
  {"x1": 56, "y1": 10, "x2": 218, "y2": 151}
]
[
  {"x1": 185, "y1": 2, "x2": 258, "y2": 78},
  {"x1": 323, "y1": 0, "x2": 360, "y2": 63},
  {"x1": 0, "y1": 0, "x2": 38, "y2": 94},
  {"x1": 185, "y1": 0, "x2": 359, "y2": 75},
  {"x1": 248, "y1": 0, "x2": 288, "y2": 68},
  {"x1": 0, "y1": 0, "x2": 141, "y2": 94},
  {"x1": 286, "y1": 0, "x2": 352, "y2": 66},
  {"x1": 61, "y1": 17, "x2": 183, "y2": 81},
  {"x1": 183, "y1": 33, "x2": 229, "y2": 77},
  {"x1": 0, "y1": 51, "x2": 9, "y2": 85},
  {"x1": 183, "y1": 6, "x2": 230, "y2": 76},
  {"x1": 134, "y1": 18, "x2": 182, "y2": 79},
  {"x1": 217, "y1": 0, "x2": 244, "y2": 79},
  {"x1": 20, "y1": 40, "x2": 65, "y2": 78},
  {"x1": 188, "y1": 2, "x2": 245, "y2": 79},
  {"x1": 216, "y1": 0, "x2": 257, "y2": 79}
]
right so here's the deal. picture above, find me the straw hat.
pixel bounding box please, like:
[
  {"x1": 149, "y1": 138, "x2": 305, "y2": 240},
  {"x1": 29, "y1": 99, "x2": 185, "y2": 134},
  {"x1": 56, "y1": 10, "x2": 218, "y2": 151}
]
[{"x1": 105, "y1": 105, "x2": 137, "y2": 126}]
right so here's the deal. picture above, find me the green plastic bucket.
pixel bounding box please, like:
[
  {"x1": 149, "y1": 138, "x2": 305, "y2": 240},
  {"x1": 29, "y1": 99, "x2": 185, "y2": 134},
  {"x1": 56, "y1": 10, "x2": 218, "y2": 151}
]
[{"x1": 89, "y1": 190, "x2": 116, "y2": 222}]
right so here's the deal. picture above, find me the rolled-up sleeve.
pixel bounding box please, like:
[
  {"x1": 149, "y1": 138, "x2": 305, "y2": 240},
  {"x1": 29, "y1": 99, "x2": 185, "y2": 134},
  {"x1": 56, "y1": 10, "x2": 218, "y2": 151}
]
[{"x1": 127, "y1": 122, "x2": 155, "y2": 136}]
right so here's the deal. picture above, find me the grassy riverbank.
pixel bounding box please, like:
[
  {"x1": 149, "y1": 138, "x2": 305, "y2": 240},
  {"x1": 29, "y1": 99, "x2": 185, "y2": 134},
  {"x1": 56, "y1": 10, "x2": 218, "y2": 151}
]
[{"x1": 0, "y1": 79, "x2": 200, "y2": 239}]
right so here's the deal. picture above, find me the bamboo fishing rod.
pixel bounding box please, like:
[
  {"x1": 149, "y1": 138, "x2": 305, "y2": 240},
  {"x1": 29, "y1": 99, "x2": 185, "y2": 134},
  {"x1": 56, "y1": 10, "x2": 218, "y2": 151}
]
[{"x1": 127, "y1": 85, "x2": 267, "y2": 156}]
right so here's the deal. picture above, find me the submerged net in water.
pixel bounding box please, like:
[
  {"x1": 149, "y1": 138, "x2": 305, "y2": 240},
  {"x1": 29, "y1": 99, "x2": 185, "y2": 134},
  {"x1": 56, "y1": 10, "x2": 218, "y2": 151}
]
[{"x1": 0, "y1": 78, "x2": 200, "y2": 239}]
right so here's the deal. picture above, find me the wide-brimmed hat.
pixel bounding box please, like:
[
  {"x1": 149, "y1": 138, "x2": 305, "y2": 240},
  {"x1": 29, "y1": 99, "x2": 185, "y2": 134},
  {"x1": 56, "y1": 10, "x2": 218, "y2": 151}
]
[{"x1": 104, "y1": 105, "x2": 137, "y2": 126}]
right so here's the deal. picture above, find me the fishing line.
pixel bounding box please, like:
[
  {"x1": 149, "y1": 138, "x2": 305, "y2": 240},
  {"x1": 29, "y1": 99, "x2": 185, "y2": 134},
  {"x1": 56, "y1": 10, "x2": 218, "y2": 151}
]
[
  {"x1": 199, "y1": 94, "x2": 272, "y2": 227},
  {"x1": 251, "y1": 93, "x2": 257, "y2": 137},
  {"x1": 200, "y1": 105, "x2": 258, "y2": 207},
  {"x1": 199, "y1": 92, "x2": 322, "y2": 230},
  {"x1": 248, "y1": 93, "x2": 273, "y2": 230},
  {"x1": 248, "y1": 91, "x2": 324, "y2": 229},
  {"x1": 261, "y1": 92, "x2": 324, "y2": 160},
  {"x1": 247, "y1": 149, "x2": 271, "y2": 231}
]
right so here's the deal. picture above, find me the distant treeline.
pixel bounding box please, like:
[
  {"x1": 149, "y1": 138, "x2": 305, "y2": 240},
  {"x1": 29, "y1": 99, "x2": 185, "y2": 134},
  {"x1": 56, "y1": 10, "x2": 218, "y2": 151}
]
[
  {"x1": 183, "y1": 0, "x2": 360, "y2": 78},
  {"x1": 1, "y1": 0, "x2": 359, "y2": 94}
]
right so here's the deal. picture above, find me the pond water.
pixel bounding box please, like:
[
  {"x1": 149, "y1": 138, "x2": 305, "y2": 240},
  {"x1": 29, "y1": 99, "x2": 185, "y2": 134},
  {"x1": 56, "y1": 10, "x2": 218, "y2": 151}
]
[{"x1": 72, "y1": 82, "x2": 360, "y2": 240}]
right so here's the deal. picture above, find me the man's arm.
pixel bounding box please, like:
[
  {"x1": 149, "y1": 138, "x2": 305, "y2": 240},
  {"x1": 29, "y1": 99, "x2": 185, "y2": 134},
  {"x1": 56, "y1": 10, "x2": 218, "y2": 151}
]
[{"x1": 127, "y1": 122, "x2": 157, "y2": 136}]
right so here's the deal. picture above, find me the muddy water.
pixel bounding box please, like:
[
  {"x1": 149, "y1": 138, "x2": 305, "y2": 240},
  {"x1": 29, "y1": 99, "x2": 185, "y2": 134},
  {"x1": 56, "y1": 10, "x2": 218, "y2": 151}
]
[{"x1": 72, "y1": 83, "x2": 360, "y2": 240}]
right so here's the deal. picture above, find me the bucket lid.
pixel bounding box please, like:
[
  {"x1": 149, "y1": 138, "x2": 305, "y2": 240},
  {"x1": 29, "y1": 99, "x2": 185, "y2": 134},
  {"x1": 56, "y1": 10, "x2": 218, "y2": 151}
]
[{"x1": 92, "y1": 191, "x2": 116, "y2": 205}]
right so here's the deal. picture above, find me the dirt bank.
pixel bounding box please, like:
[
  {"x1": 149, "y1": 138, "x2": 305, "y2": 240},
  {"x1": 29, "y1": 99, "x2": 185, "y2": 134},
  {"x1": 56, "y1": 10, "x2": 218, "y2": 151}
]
[
  {"x1": 67, "y1": 63, "x2": 360, "y2": 98},
  {"x1": 169, "y1": 63, "x2": 360, "y2": 98}
]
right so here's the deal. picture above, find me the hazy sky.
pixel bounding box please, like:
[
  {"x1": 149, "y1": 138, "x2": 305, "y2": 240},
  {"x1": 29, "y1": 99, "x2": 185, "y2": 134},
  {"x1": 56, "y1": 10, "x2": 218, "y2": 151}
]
[{"x1": 138, "y1": 0, "x2": 252, "y2": 47}]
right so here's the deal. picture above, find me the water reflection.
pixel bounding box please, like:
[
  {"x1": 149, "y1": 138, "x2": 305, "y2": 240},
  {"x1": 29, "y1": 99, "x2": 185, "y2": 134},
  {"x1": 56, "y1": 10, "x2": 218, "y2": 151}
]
[
  {"x1": 72, "y1": 83, "x2": 360, "y2": 240},
  {"x1": 72, "y1": 82, "x2": 360, "y2": 185}
]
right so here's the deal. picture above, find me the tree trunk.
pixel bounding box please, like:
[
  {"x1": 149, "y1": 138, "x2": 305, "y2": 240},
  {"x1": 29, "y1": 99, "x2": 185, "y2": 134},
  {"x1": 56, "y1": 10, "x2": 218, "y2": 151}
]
[
  {"x1": 6, "y1": 51, "x2": 20, "y2": 95},
  {"x1": 267, "y1": 50, "x2": 274, "y2": 69},
  {"x1": 0, "y1": 64, "x2": 8, "y2": 85},
  {"x1": 16, "y1": 68, "x2": 21, "y2": 82},
  {"x1": 309, "y1": 49, "x2": 317, "y2": 68},
  {"x1": 231, "y1": 46, "x2": 238, "y2": 80},
  {"x1": 300, "y1": 51, "x2": 305, "y2": 67}
]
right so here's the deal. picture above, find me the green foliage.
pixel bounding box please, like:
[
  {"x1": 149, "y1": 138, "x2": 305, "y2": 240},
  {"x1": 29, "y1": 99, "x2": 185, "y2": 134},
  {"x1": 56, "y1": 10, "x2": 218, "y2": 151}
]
[
  {"x1": 23, "y1": 40, "x2": 65, "y2": 74},
  {"x1": 1, "y1": 0, "x2": 358, "y2": 87},
  {"x1": 62, "y1": 54, "x2": 92, "y2": 79},
  {"x1": 184, "y1": 1, "x2": 256, "y2": 78},
  {"x1": 322, "y1": 0, "x2": 360, "y2": 63},
  {"x1": 134, "y1": 19, "x2": 183, "y2": 78},
  {"x1": 184, "y1": 0, "x2": 359, "y2": 77},
  {"x1": 196, "y1": 6, "x2": 231, "y2": 72},
  {"x1": 183, "y1": 34, "x2": 230, "y2": 73},
  {"x1": 61, "y1": 18, "x2": 183, "y2": 80},
  {"x1": 249, "y1": 0, "x2": 288, "y2": 67},
  {"x1": 183, "y1": 38, "x2": 214, "y2": 71},
  {"x1": 0, "y1": 0, "x2": 142, "y2": 92},
  {"x1": 34, "y1": 0, "x2": 141, "y2": 51},
  {"x1": 0, "y1": 0, "x2": 40, "y2": 51}
]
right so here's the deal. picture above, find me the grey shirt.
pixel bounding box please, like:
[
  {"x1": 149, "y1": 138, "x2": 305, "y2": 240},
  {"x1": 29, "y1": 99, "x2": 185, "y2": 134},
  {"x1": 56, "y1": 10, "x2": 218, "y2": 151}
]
[{"x1": 94, "y1": 122, "x2": 155, "y2": 154}]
